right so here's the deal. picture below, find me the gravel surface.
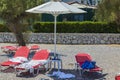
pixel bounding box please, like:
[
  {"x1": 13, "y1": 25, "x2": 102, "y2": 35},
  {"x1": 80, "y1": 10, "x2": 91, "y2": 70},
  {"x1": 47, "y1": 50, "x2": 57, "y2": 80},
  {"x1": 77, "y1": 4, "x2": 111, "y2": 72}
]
[{"x1": 0, "y1": 43, "x2": 120, "y2": 80}]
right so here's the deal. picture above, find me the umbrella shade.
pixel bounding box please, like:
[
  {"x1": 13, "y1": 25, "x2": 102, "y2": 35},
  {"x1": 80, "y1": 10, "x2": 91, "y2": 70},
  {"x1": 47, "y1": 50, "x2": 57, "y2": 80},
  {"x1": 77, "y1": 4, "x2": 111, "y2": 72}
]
[{"x1": 26, "y1": 1, "x2": 86, "y2": 71}]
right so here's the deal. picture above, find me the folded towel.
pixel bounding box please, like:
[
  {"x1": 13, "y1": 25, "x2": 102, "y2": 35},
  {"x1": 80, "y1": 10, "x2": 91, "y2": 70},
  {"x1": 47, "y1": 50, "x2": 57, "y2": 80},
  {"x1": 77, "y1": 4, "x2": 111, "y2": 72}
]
[
  {"x1": 15, "y1": 60, "x2": 48, "y2": 73},
  {"x1": 9, "y1": 57, "x2": 28, "y2": 63}
]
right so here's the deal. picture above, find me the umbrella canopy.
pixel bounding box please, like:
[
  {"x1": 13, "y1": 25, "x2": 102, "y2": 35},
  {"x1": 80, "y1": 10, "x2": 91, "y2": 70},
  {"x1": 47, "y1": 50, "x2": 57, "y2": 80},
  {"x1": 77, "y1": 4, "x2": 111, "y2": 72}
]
[
  {"x1": 26, "y1": 0, "x2": 86, "y2": 15},
  {"x1": 26, "y1": 0, "x2": 86, "y2": 61}
]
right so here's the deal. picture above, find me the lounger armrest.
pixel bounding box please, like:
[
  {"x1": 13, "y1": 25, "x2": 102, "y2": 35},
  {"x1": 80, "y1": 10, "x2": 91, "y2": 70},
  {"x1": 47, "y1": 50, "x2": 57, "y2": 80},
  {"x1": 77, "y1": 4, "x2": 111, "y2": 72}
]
[{"x1": 33, "y1": 64, "x2": 41, "y2": 69}]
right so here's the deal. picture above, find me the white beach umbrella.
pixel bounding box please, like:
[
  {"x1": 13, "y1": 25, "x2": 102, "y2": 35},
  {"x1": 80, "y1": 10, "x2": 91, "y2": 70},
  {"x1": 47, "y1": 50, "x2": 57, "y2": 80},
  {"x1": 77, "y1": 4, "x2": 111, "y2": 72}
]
[{"x1": 26, "y1": 0, "x2": 86, "y2": 60}]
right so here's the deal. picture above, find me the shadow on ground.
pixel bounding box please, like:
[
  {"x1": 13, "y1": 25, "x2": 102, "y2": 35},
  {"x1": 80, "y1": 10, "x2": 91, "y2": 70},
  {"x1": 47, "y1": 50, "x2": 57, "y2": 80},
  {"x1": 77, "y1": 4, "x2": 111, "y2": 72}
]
[
  {"x1": 0, "y1": 67, "x2": 15, "y2": 73},
  {"x1": 0, "y1": 67, "x2": 107, "y2": 80},
  {"x1": 0, "y1": 53, "x2": 14, "y2": 57},
  {"x1": 82, "y1": 71, "x2": 108, "y2": 80},
  {"x1": 46, "y1": 69, "x2": 107, "y2": 80}
]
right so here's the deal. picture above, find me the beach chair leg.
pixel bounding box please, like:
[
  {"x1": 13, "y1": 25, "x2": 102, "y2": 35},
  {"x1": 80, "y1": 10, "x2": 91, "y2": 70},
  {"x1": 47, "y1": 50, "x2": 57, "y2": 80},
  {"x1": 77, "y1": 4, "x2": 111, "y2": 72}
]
[
  {"x1": 75, "y1": 63, "x2": 78, "y2": 70},
  {"x1": 60, "y1": 60, "x2": 62, "y2": 69},
  {"x1": 15, "y1": 68, "x2": 22, "y2": 77},
  {"x1": 80, "y1": 69, "x2": 83, "y2": 76},
  {"x1": 0, "y1": 65, "x2": 1, "y2": 71},
  {"x1": 16, "y1": 71, "x2": 23, "y2": 77},
  {"x1": 32, "y1": 69, "x2": 39, "y2": 77},
  {"x1": 46, "y1": 62, "x2": 51, "y2": 71}
]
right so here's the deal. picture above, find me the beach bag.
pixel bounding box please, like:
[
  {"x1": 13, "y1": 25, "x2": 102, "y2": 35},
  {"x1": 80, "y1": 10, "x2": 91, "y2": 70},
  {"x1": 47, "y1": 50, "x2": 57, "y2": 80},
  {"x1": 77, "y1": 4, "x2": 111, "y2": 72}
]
[{"x1": 81, "y1": 60, "x2": 96, "y2": 69}]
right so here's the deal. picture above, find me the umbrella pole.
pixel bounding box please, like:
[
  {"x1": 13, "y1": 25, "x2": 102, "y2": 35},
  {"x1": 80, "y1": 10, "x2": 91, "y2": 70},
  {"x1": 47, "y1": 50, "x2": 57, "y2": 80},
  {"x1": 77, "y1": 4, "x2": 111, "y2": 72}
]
[
  {"x1": 54, "y1": 15, "x2": 61, "y2": 72},
  {"x1": 54, "y1": 15, "x2": 58, "y2": 59}
]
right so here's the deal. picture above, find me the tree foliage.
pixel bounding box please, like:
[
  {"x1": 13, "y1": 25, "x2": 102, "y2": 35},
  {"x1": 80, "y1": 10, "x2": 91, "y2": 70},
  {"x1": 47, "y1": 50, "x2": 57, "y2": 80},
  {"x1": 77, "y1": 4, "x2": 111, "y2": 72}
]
[
  {"x1": 0, "y1": 0, "x2": 43, "y2": 46},
  {"x1": 95, "y1": 0, "x2": 120, "y2": 26}
]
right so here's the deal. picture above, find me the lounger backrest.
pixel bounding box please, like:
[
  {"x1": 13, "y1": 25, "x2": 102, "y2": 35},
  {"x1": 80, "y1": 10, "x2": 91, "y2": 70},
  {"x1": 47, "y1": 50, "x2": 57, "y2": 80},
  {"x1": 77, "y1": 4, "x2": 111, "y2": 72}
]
[
  {"x1": 115, "y1": 75, "x2": 120, "y2": 80},
  {"x1": 75, "y1": 53, "x2": 92, "y2": 66},
  {"x1": 14, "y1": 46, "x2": 29, "y2": 58},
  {"x1": 30, "y1": 45, "x2": 40, "y2": 50},
  {"x1": 32, "y1": 49, "x2": 49, "y2": 60},
  {"x1": 1, "y1": 46, "x2": 17, "y2": 50}
]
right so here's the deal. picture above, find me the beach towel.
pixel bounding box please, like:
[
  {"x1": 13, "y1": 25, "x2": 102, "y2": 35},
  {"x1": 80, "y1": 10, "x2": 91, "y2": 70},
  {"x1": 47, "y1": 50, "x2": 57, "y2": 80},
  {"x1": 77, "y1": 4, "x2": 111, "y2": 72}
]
[
  {"x1": 9, "y1": 57, "x2": 28, "y2": 63},
  {"x1": 15, "y1": 60, "x2": 48, "y2": 73},
  {"x1": 81, "y1": 60, "x2": 96, "y2": 69},
  {"x1": 48, "y1": 71, "x2": 75, "y2": 79}
]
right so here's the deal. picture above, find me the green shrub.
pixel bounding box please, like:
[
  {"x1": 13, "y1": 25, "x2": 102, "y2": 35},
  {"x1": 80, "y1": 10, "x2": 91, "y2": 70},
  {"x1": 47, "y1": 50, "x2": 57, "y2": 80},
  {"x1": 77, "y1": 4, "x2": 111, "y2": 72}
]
[
  {"x1": 0, "y1": 24, "x2": 10, "y2": 32},
  {"x1": 33, "y1": 21, "x2": 120, "y2": 33}
]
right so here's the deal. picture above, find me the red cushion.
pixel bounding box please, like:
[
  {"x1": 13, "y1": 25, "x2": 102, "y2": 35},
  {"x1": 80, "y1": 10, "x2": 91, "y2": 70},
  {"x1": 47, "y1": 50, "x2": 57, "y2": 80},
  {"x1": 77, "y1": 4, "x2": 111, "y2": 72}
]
[
  {"x1": 1, "y1": 61, "x2": 20, "y2": 66},
  {"x1": 1, "y1": 46, "x2": 17, "y2": 51},
  {"x1": 115, "y1": 75, "x2": 120, "y2": 80},
  {"x1": 30, "y1": 45, "x2": 40, "y2": 50},
  {"x1": 14, "y1": 46, "x2": 29, "y2": 58},
  {"x1": 89, "y1": 66, "x2": 102, "y2": 72},
  {"x1": 32, "y1": 49, "x2": 49, "y2": 60}
]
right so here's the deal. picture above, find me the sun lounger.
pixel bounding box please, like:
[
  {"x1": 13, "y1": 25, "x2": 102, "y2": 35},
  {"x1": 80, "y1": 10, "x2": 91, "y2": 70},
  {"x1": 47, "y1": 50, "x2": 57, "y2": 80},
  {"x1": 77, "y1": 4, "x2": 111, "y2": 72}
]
[
  {"x1": 1, "y1": 45, "x2": 18, "y2": 54},
  {"x1": 75, "y1": 53, "x2": 102, "y2": 76},
  {"x1": 15, "y1": 49, "x2": 50, "y2": 76},
  {"x1": 115, "y1": 74, "x2": 120, "y2": 80},
  {"x1": 0, "y1": 46, "x2": 30, "y2": 70}
]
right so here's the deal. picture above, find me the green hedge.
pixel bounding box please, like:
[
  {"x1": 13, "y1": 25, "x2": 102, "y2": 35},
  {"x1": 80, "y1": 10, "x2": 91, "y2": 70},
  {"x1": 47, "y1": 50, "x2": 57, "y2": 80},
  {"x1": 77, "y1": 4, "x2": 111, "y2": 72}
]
[
  {"x1": 33, "y1": 21, "x2": 120, "y2": 33},
  {"x1": 0, "y1": 21, "x2": 119, "y2": 33}
]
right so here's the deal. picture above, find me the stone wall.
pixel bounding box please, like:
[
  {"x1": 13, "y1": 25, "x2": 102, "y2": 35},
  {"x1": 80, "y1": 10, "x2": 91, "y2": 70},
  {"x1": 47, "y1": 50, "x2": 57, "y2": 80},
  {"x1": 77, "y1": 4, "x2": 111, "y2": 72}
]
[{"x1": 0, "y1": 33, "x2": 120, "y2": 44}]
